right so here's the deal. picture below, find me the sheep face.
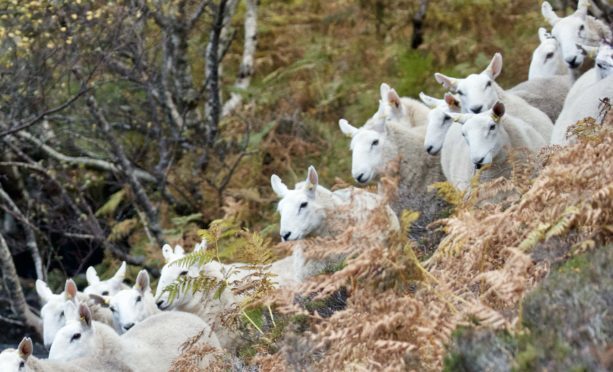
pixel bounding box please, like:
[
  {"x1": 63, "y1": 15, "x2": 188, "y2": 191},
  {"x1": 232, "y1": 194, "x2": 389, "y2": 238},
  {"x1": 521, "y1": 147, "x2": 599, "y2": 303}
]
[
  {"x1": 542, "y1": 1, "x2": 591, "y2": 69},
  {"x1": 457, "y1": 102, "x2": 506, "y2": 169},
  {"x1": 109, "y1": 270, "x2": 152, "y2": 334},
  {"x1": 49, "y1": 303, "x2": 95, "y2": 362},
  {"x1": 155, "y1": 244, "x2": 200, "y2": 310},
  {"x1": 596, "y1": 43, "x2": 613, "y2": 80},
  {"x1": 271, "y1": 166, "x2": 326, "y2": 241},
  {"x1": 421, "y1": 92, "x2": 461, "y2": 155},
  {"x1": 0, "y1": 338, "x2": 31, "y2": 372},
  {"x1": 529, "y1": 28, "x2": 566, "y2": 79},
  {"x1": 37, "y1": 279, "x2": 79, "y2": 349},
  {"x1": 83, "y1": 261, "x2": 127, "y2": 298},
  {"x1": 435, "y1": 53, "x2": 502, "y2": 115}
]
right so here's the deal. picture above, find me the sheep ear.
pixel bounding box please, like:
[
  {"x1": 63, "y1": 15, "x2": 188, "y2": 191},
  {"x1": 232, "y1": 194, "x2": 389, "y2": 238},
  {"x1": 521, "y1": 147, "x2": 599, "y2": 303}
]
[
  {"x1": 173, "y1": 245, "x2": 184, "y2": 256},
  {"x1": 271, "y1": 174, "x2": 289, "y2": 198},
  {"x1": 434, "y1": 73, "x2": 459, "y2": 92},
  {"x1": 379, "y1": 83, "x2": 391, "y2": 101},
  {"x1": 484, "y1": 53, "x2": 503, "y2": 79},
  {"x1": 86, "y1": 266, "x2": 100, "y2": 285},
  {"x1": 65, "y1": 279, "x2": 78, "y2": 300},
  {"x1": 89, "y1": 294, "x2": 110, "y2": 307},
  {"x1": 541, "y1": 2, "x2": 560, "y2": 26},
  {"x1": 492, "y1": 102, "x2": 505, "y2": 122},
  {"x1": 134, "y1": 270, "x2": 150, "y2": 294},
  {"x1": 575, "y1": 0, "x2": 589, "y2": 19},
  {"x1": 36, "y1": 279, "x2": 54, "y2": 304},
  {"x1": 339, "y1": 119, "x2": 358, "y2": 137},
  {"x1": 444, "y1": 93, "x2": 460, "y2": 110},
  {"x1": 582, "y1": 44, "x2": 599, "y2": 58},
  {"x1": 112, "y1": 262, "x2": 127, "y2": 283},
  {"x1": 18, "y1": 337, "x2": 33, "y2": 360},
  {"x1": 78, "y1": 303, "x2": 92, "y2": 328},
  {"x1": 304, "y1": 166, "x2": 318, "y2": 199},
  {"x1": 419, "y1": 92, "x2": 442, "y2": 109},
  {"x1": 387, "y1": 89, "x2": 402, "y2": 113},
  {"x1": 538, "y1": 27, "x2": 549, "y2": 43},
  {"x1": 162, "y1": 244, "x2": 174, "y2": 261}
]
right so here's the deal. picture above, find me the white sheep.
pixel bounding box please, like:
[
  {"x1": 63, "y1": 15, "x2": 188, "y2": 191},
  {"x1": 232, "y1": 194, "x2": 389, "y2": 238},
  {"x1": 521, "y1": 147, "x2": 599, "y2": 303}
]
[
  {"x1": 49, "y1": 302, "x2": 220, "y2": 371},
  {"x1": 541, "y1": 0, "x2": 611, "y2": 73},
  {"x1": 83, "y1": 261, "x2": 129, "y2": 297},
  {"x1": 595, "y1": 42, "x2": 613, "y2": 79},
  {"x1": 0, "y1": 337, "x2": 132, "y2": 371},
  {"x1": 105, "y1": 270, "x2": 160, "y2": 334},
  {"x1": 448, "y1": 102, "x2": 548, "y2": 180},
  {"x1": 434, "y1": 53, "x2": 553, "y2": 141},
  {"x1": 528, "y1": 27, "x2": 569, "y2": 79},
  {"x1": 36, "y1": 278, "x2": 112, "y2": 348},
  {"x1": 339, "y1": 93, "x2": 445, "y2": 197},
  {"x1": 419, "y1": 91, "x2": 461, "y2": 155},
  {"x1": 509, "y1": 75, "x2": 571, "y2": 122},
  {"x1": 366, "y1": 83, "x2": 430, "y2": 129},
  {"x1": 551, "y1": 73, "x2": 613, "y2": 144}
]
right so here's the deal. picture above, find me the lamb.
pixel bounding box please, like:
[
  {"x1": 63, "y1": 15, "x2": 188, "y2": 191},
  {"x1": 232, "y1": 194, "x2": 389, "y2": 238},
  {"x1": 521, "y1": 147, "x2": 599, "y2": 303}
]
[
  {"x1": 271, "y1": 165, "x2": 399, "y2": 241},
  {"x1": 153, "y1": 241, "x2": 263, "y2": 350},
  {"x1": 551, "y1": 74, "x2": 613, "y2": 145},
  {"x1": 541, "y1": 0, "x2": 611, "y2": 74},
  {"x1": 0, "y1": 337, "x2": 132, "y2": 372},
  {"x1": 419, "y1": 91, "x2": 461, "y2": 155},
  {"x1": 49, "y1": 302, "x2": 220, "y2": 371},
  {"x1": 365, "y1": 83, "x2": 430, "y2": 129},
  {"x1": 445, "y1": 102, "x2": 548, "y2": 187},
  {"x1": 104, "y1": 270, "x2": 160, "y2": 334},
  {"x1": 528, "y1": 27, "x2": 569, "y2": 80},
  {"x1": 83, "y1": 261, "x2": 129, "y2": 297},
  {"x1": 339, "y1": 95, "x2": 445, "y2": 196},
  {"x1": 36, "y1": 278, "x2": 112, "y2": 348},
  {"x1": 434, "y1": 53, "x2": 553, "y2": 141}
]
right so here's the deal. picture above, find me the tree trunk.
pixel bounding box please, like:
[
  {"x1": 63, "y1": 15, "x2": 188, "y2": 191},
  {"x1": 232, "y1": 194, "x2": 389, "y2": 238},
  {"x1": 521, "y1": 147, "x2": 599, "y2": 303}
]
[{"x1": 411, "y1": 0, "x2": 429, "y2": 49}]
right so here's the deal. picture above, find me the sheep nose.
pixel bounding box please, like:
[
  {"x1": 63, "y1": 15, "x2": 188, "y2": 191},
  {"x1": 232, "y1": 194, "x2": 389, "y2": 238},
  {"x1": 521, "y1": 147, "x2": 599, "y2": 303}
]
[
  {"x1": 566, "y1": 56, "x2": 579, "y2": 68},
  {"x1": 282, "y1": 232, "x2": 291, "y2": 241},
  {"x1": 426, "y1": 145, "x2": 434, "y2": 154},
  {"x1": 474, "y1": 157, "x2": 485, "y2": 169},
  {"x1": 356, "y1": 173, "x2": 366, "y2": 183},
  {"x1": 470, "y1": 105, "x2": 483, "y2": 114},
  {"x1": 156, "y1": 300, "x2": 164, "y2": 309},
  {"x1": 123, "y1": 323, "x2": 135, "y2": 331}
]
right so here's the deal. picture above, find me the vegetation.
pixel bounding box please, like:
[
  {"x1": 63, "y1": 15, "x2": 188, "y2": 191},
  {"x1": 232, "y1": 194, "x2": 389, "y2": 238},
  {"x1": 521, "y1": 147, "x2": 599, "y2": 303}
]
[{"x1": 0, "y1": 0, "x2": 611, "y2": 371}]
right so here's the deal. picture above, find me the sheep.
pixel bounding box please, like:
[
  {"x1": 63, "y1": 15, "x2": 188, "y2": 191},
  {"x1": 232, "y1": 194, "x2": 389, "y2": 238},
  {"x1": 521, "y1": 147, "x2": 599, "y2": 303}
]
[
  {"x1": 446, "y1": 102, "x2": 548, "y2": 183},
  {"x1": 36, "y1": 279, "x2": 113, "y2": 348},
  {"x1": 419, "y1": 91, "x2": 461, "y2": 155},
  {"x1": 153, "y1": 241, "x2": 260, "y2": 350},
  {"x1": 0, "y1": 337, "x2": 132, "y2": 372},
  {"x1": 105, "y1": 270, "x2": 160, "y2": 334},
  {"x1": 595, "y1": 42, "x2": 613, "y2": 80},
  {"x1": 434, "y1": 53, "x2": 553, "y2": 141},
  {"x1": 551, "y1": 73, "x2": 613, "y2": 144},
  {"x1": 49, "y1": 302, "x2": 220, "y2": 371},
  {"x1": 365, "y1": 83, "x2": 430, "y2": 129},
  {"x1": 541, "y1": 0, "x2": 611, "y2": 74},
  {"x1": 83, "y1": 261, "x2": 129, "y2": 297},
  {"x1": 528, "y1": 27, "x2": 569, "y2": 80},
  {"x1": 271, "y1": 165, "x2": 398, "y2": 241},
  {"x1": 339, "y1": 110, "x2": 445, "y2": 204}
]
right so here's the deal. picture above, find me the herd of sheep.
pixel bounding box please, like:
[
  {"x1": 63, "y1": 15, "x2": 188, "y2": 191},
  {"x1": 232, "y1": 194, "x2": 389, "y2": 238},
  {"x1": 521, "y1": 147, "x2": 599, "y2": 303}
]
[{"x1": 1, "y1": 1, "x2": 611, "y2": 371}]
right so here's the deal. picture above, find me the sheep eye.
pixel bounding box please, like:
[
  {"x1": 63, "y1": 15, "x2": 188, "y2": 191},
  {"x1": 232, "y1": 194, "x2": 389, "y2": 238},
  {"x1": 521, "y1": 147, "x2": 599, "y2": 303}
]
[
  {"x1": 545, "y1": 52, "x2": 554, "y2": 60},
  {"x1": 70, "y1": 333, "x2": 81, "y2": 342},
  {"x1": 485, "y1": 81, "x2": 491, "y2": 88},
  {"x1": 101, "y1": 291, "x2": 109, "y2": 296},
  {"x1": 443, "y1": 114, "x2": 451, "y2": 121},
  {"x1": 19, "y1": 361, "x2": 25, "y2": 369},
  {"x1": 110, "y1": 306, "x2": 116, "y2": 313},
  {"x1": 457, "y1": 90, "x2": 464, "y2": 96},
  {"x1": 371, "y1": 139, "x2": 379, "y2": 146},
  {"x1": 489, "y1": 124, "x2": 496, "y2": 131},
  {"x1": 299, "y1": 201, "x2": 308, "y2": 209},
  {"x1": 597, "y1": 63, "x2": 604, "y2": 69},
  {"x1": 179, "y1": 271, "x2": 188, "y2": 276},
  {"x1": 59, "y1": 311, "x2": 64, "y2": 318},
  {"x1": 136, "y1": 296, "x2": 142, "y2": 303},
  {"x1": 579, "y1": 24, "x2": 585, "y2": 31}
]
